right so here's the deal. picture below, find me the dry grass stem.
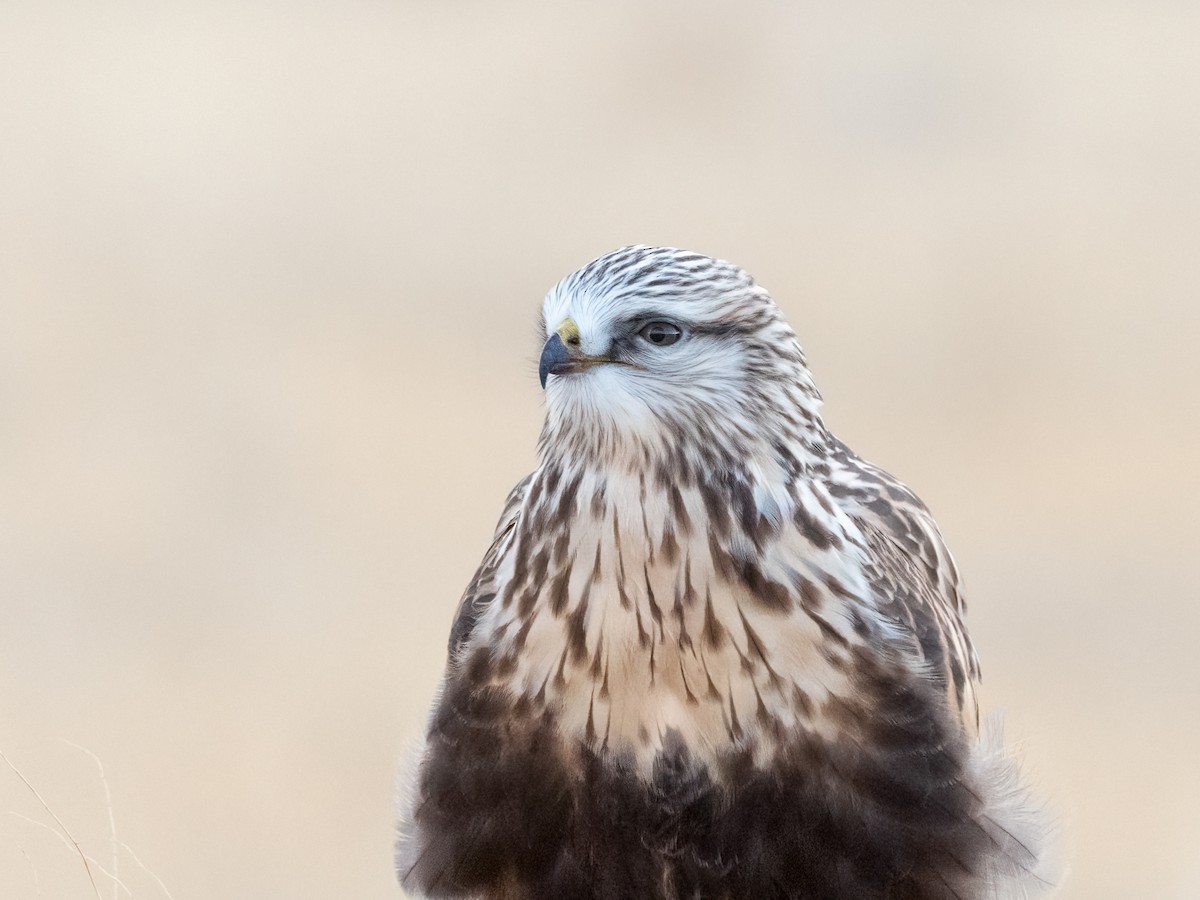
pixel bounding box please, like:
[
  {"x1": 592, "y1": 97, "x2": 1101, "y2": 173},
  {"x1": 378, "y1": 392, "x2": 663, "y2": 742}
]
[
  {"x1": 8, "y1": 813, "x2": 131, "y2": 897},
  {"x1": 1, "y1": 749, "x2": 103, "y2": 900},
  {"x1": 119, "y1": 839, "x2": 179, "y2": 900},
  {"x1": 64, "y1": 741, "x2": 121, "y2": 900},
  {"x1": 18, "y1": 844, "x2": 44, "y2": 897}
]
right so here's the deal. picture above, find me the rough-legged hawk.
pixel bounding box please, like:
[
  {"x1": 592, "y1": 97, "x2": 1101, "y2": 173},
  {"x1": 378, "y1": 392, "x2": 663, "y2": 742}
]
[{"x1": 397, "y1": 246, "x2": 1056, "y2": 900}]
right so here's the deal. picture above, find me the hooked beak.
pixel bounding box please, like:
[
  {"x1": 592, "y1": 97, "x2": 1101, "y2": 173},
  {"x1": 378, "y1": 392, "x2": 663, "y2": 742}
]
[
  {"x1": 539, "y1": 333, "x2": 573, "y2": 389},
  {"x1": 539, "y1": 318, "x2": 612, "y2": 389}
]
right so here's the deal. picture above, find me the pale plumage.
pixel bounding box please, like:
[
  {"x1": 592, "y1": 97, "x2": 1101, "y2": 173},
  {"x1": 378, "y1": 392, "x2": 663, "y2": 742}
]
[{"x1": 397, "y1": 247, "x2": 1055, "y2": 899}]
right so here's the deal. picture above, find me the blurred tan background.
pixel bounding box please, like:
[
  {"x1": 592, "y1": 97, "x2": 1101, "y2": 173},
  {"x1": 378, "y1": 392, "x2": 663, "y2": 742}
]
[{"x1": 1, "y1": 2, "x2": 1197, "y2": 898}]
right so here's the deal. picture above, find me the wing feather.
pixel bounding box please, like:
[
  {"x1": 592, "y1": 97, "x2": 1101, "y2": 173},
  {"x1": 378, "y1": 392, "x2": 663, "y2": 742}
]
[
  {"x1": 446, "y1": 474, "x2": 530, "y2": 657},
  {"x1": 830, "y1": 442, "x2": 980, "y2": 731}
]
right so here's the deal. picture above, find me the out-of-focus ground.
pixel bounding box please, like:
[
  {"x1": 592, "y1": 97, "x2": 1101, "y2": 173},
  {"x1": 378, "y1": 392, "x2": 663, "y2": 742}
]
[{"x1": 1, "y1": 3, "x2": 1197, "y2": 898}]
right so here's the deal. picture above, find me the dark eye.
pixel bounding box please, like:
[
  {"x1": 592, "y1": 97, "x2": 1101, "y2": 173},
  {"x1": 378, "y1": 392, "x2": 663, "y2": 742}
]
[{"x1": 638, "y1": 321, "x2": 683, "y2": 347}]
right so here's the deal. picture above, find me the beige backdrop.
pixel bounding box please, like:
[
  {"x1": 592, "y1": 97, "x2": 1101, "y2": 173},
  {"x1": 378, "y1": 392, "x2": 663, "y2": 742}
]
[{"x1": 2, "y1": 3, "x2": 1197, "y2": 898}]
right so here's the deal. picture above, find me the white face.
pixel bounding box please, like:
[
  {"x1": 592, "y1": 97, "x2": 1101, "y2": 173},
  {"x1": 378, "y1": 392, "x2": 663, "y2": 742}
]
[
  {"x1": 540, "y1": 292, "x2": 748, "y2": 425},
  {"x1": 535, "y1": 246, "x2": 820, "y2": 467}
]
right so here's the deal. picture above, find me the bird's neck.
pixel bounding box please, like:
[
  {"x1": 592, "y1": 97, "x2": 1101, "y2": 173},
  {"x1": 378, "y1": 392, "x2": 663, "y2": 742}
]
[{"x1": 538, "y1": 362, "x2": 832, "y2": 480}]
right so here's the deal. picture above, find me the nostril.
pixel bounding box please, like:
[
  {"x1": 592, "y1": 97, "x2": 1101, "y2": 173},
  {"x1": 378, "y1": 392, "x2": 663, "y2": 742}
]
[{"x1": 565, "y1": 335, "x2": 581, "y2": 347}]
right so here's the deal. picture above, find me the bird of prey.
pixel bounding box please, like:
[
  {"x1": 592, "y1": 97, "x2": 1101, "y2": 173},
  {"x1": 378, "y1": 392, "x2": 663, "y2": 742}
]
[{"x1": 397, "y1": 246, "x2": 1054, "y2": 900}]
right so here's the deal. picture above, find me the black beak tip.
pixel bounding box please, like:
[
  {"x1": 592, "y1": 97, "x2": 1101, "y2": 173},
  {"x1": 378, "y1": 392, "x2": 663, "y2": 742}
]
[{"x1": 539, "y1": 333, "x2": 571, "y2": 389}]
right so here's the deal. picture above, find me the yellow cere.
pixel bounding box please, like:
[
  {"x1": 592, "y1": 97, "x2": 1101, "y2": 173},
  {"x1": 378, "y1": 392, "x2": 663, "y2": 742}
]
[{"x1": 556, "y1": 318, "x2": 581, "y2": 346}]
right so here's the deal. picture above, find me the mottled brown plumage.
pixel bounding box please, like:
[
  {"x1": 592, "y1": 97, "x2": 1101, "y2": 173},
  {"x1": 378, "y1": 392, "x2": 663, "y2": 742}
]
[{"x1": 397, "y1": 247, "x2": 1055, "y2": 899}]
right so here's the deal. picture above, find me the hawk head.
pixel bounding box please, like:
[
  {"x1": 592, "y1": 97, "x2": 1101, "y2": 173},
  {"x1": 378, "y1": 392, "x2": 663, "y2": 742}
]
[{"x1": 537, "y1": 246, "x2": 828, "y2": 470}]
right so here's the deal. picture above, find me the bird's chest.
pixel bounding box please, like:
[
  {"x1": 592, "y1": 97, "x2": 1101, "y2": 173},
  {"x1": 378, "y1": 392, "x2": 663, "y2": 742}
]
[{"x1": 475, "y1": 473, "x2": 857, "y2": 771}]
